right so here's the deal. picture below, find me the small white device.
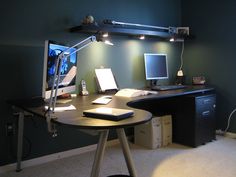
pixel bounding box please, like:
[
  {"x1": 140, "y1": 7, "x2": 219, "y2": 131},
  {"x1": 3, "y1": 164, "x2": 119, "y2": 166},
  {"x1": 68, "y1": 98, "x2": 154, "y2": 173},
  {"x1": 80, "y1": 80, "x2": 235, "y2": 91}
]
[{"x1": 80, "y1": 80, "x2": 89, "y2": 96}]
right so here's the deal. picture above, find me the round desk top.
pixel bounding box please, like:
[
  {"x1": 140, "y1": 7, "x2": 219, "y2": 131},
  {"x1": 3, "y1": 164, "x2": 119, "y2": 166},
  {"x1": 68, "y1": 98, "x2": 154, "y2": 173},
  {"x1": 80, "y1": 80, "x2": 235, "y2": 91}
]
[
  {"x1": 51, "y1": 94, "x2": 152, "y2": 130},
  {"x1": 8, "y1": 85, "x2": 214, "y2": 130}
]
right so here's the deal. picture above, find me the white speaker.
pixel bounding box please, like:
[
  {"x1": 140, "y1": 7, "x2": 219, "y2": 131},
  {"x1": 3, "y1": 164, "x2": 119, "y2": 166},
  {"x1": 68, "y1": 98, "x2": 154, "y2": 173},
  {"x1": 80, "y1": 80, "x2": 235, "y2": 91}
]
[
  {"x1": 134, "y1": 116, "x2": 162, "y2": 149},
  {"x1": 161, "y1": 115, "x2": 172, "y2": 146},
  {"x1": 134, "y1": 115, "x2": 172, "y2": 148}
]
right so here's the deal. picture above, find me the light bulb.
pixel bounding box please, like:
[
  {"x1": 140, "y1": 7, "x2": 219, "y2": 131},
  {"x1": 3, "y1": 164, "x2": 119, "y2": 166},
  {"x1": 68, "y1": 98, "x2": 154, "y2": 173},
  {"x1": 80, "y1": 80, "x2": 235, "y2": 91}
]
[
  {"x1": 139, "y1": 35, "x2": 145, "y2": 40},
  {"x1": 102, "y1": 33, "x2": 109, "y2": 38}
]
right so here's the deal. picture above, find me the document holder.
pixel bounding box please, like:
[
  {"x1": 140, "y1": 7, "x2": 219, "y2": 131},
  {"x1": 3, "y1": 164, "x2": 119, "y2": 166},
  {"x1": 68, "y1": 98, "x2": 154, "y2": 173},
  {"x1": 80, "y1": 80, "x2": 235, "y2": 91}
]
[{"x1": 95, "y1": 68, "x2": 118, "y2": 93}]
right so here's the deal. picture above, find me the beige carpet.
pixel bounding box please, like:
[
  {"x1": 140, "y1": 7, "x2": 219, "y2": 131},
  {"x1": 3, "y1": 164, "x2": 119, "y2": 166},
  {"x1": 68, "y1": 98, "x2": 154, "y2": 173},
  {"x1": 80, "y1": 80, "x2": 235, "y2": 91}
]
[{"x1": 1, "y1": 136, "x2": 236, "y2": 177}]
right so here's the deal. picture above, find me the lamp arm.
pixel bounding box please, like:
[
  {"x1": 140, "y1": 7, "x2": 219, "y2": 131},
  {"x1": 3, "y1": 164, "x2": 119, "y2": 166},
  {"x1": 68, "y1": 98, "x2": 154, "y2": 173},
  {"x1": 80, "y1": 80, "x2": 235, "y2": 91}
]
[
  {"x1": 59, "y1": 35, "x2": 97, "y2": 60},
  {"x1": 103, "y1": 19, "x2": 180, "y2": 35},
  {"x1": 46, "y1": 35, "x2": 97, "y2": 134},
  {"x1": 48, "y1": 54, "x2": 60, "y2": 112},
  {"x1": 103, "y1": 19, "x2": 170, "y2": 31}
]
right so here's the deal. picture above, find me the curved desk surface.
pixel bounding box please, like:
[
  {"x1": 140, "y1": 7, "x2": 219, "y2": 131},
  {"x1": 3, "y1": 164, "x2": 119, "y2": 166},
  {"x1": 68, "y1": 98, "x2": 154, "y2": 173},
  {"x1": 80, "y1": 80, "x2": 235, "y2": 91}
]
[
  {"x1": 8, "y1": 85, "x2": 214, "y2": 177},
  {"x1": 11, "y1": 93, "x2": 152, "y2": 130},
  {"x1": 51, "y1": 95, "x2": 152, "y2": 130},
  {"x1": 9, "y1": 85, "x2": 214, "y2": 130}
]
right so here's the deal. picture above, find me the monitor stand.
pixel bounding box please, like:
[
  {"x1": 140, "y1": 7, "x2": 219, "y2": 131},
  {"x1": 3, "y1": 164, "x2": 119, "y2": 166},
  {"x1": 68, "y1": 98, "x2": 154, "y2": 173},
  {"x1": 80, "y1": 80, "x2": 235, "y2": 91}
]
[{"x1": 150, "y1": 80, "x2": 158, "y2": 88}]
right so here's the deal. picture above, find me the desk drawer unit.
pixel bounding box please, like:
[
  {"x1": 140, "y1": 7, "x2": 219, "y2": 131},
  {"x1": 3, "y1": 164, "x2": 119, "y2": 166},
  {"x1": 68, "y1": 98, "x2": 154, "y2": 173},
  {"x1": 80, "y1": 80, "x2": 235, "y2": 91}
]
[
  {"x1": 173, "y1": 94, "x2": 216, "y2": 147},
  {"x1": 195, "y1": 95, "x2": 216, "y2": 146}
]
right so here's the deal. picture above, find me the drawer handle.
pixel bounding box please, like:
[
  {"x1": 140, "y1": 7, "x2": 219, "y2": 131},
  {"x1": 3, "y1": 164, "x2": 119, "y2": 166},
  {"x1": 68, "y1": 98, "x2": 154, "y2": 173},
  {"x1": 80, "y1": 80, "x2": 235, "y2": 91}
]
[
  {"x1": 202, "y1": 110, "x2": 210, "y2": 117},
  {"x1": 203, "y1": 99, "x2": 210, "y2": 104}
]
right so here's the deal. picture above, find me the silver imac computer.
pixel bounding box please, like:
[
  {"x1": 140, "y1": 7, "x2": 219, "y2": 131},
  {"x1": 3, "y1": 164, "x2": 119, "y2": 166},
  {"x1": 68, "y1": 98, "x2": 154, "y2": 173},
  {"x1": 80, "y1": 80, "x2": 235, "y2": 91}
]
[
  {"x1": 42, "y1": 40, "x2": 77, "y2": 100},
  {"x1": 144, "y1": 53, "x2": 168, "y2": 87}
]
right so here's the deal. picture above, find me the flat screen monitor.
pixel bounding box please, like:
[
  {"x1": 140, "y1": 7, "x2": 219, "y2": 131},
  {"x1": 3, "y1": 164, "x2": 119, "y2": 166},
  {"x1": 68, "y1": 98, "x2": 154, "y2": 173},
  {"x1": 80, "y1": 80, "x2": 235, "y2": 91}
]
[
  {"x1": 42, "y1": 40, "x2": 77, "y2": 100},
  {"x1": 144, "y1": 53, "x2": 168, "y2": 80}
]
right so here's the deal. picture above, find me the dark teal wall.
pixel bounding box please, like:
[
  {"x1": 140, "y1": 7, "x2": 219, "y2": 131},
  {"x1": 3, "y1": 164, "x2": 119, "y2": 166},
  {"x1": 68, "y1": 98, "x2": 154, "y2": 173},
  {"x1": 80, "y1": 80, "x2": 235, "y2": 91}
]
[
  {"x1": 0, "y1": 0, "x2": 182, "y2": 165},
  {"x1": 181, "y1": 0, "x2": 236, "y2": 133}
]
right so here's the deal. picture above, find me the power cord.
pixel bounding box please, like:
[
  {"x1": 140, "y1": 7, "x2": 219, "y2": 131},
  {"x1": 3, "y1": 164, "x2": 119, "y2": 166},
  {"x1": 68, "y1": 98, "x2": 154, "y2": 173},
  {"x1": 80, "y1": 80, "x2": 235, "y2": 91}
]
[
  {"x1": 180, "y1": 40, "x2": 185, "y2": 71},
  {"x1": 216, "y1": 107, "x2": 236, "y2": 136},
  {"x1": 224, "y1": 107, "x2": 236, "y2": 133},
  {"x1": 177, "y1": 40, "x2": 185, "y2": 76}
]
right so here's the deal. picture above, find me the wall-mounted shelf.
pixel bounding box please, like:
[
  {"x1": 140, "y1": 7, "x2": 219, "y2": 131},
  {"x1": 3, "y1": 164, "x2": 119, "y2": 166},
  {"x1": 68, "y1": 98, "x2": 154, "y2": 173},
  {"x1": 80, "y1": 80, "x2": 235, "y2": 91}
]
[
  {"x1": 70, "y1": 24, "x2": 174, "y2": 40},
  {"x1": 69, "y1": 20, "x2": 190, "y2": 41}
]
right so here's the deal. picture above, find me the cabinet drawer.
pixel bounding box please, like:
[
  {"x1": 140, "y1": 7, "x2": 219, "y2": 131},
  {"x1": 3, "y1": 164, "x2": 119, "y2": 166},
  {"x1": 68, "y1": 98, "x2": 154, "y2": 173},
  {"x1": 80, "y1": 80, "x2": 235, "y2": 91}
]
[
  {"x1": 196, "y1": 95, "x2": 216, "y2": 115},
  {"x1": 196, "y1": 110, "x2": 212, "y2": 118},
  {"x1": 196, "y1": 96, "x2": 215, "y2": 106}
]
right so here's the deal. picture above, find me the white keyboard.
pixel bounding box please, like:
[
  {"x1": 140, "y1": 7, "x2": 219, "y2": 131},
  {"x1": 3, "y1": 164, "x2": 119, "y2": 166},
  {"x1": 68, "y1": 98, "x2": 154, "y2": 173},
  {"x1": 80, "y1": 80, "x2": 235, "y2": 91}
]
[
  {"x1": 92, "y1": 96, "x2": 112, "y2": 104},
  {"x1": 151, "y1": 85, "x2": 186, "y2": 91},
  {"x1": 115, "y1": 88, "x2": 158, "y2": 97}
]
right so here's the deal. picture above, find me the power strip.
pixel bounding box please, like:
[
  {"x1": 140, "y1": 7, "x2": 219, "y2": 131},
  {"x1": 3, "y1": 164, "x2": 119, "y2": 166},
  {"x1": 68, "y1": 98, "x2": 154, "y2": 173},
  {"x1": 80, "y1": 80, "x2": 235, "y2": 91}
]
[
  {"x1": 216, "y1": 129, "x2": 225, "y2": 136},
  {"x1": 216, "y1": 129, "x2": 236, "y2": 139}
]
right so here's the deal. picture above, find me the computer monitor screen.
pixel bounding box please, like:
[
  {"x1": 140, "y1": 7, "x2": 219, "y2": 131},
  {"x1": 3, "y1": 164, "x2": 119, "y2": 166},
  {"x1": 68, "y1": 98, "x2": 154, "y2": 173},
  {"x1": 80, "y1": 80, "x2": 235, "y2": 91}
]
[
  {"x1": 144, "y1": 53, "x2": 168, "y2": 80},
  {"x1": 42, "y1": 40, "x2": 77, "y2": 99}
]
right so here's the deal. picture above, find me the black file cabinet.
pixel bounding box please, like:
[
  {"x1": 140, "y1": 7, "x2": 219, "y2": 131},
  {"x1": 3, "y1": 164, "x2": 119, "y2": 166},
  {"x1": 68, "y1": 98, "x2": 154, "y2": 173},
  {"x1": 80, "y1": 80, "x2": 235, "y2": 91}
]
[{"x1": 173, "y1": 94, "x2": 216, "y2": 147}]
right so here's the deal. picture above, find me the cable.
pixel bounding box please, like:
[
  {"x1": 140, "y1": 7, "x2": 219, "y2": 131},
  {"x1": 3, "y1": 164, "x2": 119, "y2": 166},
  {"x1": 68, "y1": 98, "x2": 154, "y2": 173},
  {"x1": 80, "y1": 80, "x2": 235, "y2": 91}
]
[
  {"x1": 179, "y1": 40, "x2": 185, "y2": 71},
  {"x1": 224, "y1": 107, "x2": 236, "y2": 132}
]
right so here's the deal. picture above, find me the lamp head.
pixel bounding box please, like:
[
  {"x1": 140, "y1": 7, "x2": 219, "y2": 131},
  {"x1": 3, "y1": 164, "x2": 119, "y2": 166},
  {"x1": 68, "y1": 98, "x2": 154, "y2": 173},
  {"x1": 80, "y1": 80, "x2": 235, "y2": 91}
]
[
  {"x1": 102, "y1": 32, "x2": 109, "y2": 38},
  {"x1": 177, "y1": 69, "x2": 184, "y2": 76},
  {"x1": 139, "y1": 35, "x2": 145, "y2": 40},
  {"x1": 96, "y1": 33, "x2": 114, "y2": 45}
]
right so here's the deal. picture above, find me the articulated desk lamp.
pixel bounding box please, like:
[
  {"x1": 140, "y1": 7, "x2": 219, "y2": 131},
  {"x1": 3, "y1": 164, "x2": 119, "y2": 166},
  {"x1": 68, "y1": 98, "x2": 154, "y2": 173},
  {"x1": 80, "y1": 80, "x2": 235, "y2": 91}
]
[{"x1": 46, "y1": 35, "x2": 113, "y2": 136}]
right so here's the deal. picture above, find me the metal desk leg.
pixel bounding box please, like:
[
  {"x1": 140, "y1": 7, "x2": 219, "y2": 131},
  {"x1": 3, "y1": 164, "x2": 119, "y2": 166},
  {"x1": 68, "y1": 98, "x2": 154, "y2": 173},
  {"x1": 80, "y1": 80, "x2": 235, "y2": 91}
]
[
  {"x1": 16, "y1": 112, "x2": 24, "y2": 172},
  {"x1": 90, "y1": 130, "x2": 109, "y2": 177},
  {"x1": 117, "y1": 128, "x2": 137, "y2": 177}
]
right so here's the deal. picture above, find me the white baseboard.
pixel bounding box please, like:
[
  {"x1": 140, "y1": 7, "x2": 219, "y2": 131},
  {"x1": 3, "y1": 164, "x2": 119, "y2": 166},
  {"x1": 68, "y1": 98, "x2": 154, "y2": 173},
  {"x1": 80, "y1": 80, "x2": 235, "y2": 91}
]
[
  {"x1": 225, "y1": 132, "x2": 236, "y2": 139},
  {"x1": 0, "y1": 138, "x2": 120, "y2": 174},
  {"x1": 216, "y1": 130, "x2": 236, "y2": 139}
]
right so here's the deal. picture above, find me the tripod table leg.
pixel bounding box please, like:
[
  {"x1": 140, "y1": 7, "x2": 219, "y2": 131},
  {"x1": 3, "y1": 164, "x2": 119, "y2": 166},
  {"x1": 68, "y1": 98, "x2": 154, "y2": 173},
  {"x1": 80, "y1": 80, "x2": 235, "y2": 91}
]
[
  {"x1": 117, "y1": 128, "x2": 137, "y2": 177},
  {"x1": 90, "y1": 130, "x2": 109, "y2": 177}
]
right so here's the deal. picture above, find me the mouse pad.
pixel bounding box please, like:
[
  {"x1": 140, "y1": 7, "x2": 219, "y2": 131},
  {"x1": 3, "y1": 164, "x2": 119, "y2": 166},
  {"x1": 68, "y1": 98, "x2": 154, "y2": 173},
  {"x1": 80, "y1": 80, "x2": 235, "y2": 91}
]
[{"x1": 83, "y1": 107, "x2": 134, "y2": 121}]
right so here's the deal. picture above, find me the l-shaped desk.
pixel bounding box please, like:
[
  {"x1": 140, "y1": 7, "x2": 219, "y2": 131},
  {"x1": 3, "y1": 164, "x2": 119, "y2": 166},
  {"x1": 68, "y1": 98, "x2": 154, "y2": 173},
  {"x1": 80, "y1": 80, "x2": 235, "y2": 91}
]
[{"x1": 8, "y1": 85, "x2": 216, "y2": 177}]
